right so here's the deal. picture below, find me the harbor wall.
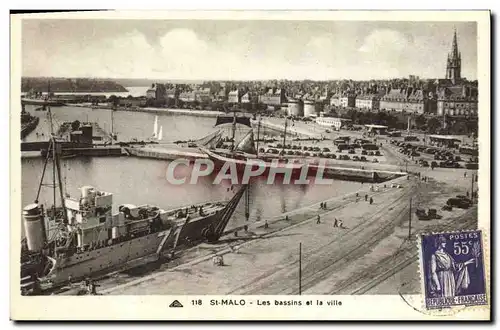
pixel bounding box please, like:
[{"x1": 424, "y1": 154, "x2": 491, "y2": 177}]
[
  {"x1": 71, "y1": 104, "x2": 224, "y2": 118},
  {"x1": 255, "y1": 120, "x2": 321, "y2": 140},
  {"x1": 124, "y1": 146, "x2": 207, "y2": 161},
  {"x1": 125, "y1": 146, "x2": 405, "y2": 183}
]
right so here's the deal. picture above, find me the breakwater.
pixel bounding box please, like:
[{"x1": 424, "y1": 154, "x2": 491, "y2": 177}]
[
  {"x1": 72, "y1": 104, "x2": 224, "y2": 118},
  {"x1": 124, "y1": 146, "x2": 405, "y2": 183}
]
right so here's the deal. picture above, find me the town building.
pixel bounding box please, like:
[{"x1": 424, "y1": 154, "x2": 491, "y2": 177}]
[
  {"x1": 286, "y1": 97, "x2": 304, "y2": 117},
  {"x1": 437, "y1": 85, "x2": 478, "y2": 117},
  {"x1": 365, "y1": 124, "x2": 388, "y2": 135},
  {"x1": 339, "y1": 93, "x2": 356, "y2": 108},
  {"x1": 379, "y1": 87, "x2": 433, "y2": 114},
  {"x1": 179, "y1": 91, "x2": 196, "y2": 103},
  {"x1": 329, "y1": 93, "x2": 341, "y2": 107},
  {"x1": 315, "y1": 115, "x2": 351, "y2": 131},
  {"x1": 258, "y1": 88, "x2": 286, "y2": 106},
  {"x1": 165, "y1": 88, "x2": 177, "y2": 100},
  {"x1": 302, "y1": 94, "x2": 316, "y2": 117},
  {"x1": 241, "y1": 92, "x2": 258, "y2": 104},
  {"x1": 146, "y1": 83, "x2": 166, "y2": 100},
  {"x1": 213, "y1": 89, "x2": 227, "y2": 102},
  {"x1": 228, "y1": 89, "x2": 243, "y2": 104},
  {"x1": 195, "y1": 88, "x2": 212, "y2": 103},
  {"x1": 355, "y1": 94, "x2": 380, "y2": 111},
  {"x1": 428, "y1": 135, "x2": 461, "y2": 148}
]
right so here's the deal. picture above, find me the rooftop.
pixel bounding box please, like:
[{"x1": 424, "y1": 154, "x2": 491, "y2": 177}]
[{"x1": 365, "y1": 124, "x2": 388, "y2": 129}]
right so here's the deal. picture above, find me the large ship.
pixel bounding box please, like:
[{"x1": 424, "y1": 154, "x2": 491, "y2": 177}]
[
  {"x1": 21, "y1": 105, "x2": 39, "y2": 139},
  {"x1": 21, "y1": 82, "x2": 65, "y2": 108},
  {"x1": 20, "y1": 109, "x2": 247, "y2": 296},
  {"x1": 21, "y1": 98, "x2": 65, "y2": 107}
]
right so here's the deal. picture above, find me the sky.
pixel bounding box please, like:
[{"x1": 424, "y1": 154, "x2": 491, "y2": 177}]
[{"x1": 21, "y1": 19, "x2": 477, "y2": 81}]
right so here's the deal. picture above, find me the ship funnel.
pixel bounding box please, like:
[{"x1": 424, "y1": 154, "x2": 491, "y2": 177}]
[{"x1": 22, "y1": 203, "x2": 47, "y2": 252}]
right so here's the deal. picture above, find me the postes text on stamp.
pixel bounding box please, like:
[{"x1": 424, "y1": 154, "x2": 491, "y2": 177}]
[{"x1": 420, "y1": 230, "x2": 487, "y2": 310}]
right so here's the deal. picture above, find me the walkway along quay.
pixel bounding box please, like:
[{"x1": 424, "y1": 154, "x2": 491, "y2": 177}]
[
  {"x1": 72, "y1": 103, "x2": 225, "y2": 118},
  {"x1": 101, "y1": 172, "x2": 477, "y2": 296}
]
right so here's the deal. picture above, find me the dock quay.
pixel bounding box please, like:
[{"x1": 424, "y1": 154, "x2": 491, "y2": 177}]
[
  {"x1": 98, "y1": 175, "x2": 414, "y2": 295},
  {"x1": 123, "y1": 145, "x2": 208, "y2": 161},
  {"x1": 123, "y1": 145, "x2": 404, "y2": 183},
  {"x1": 100, "y1": 171, "x2": 477, "y2": 296},
  {"x1": 72, "y1": 103, "x2": 225, "y2": 118}
]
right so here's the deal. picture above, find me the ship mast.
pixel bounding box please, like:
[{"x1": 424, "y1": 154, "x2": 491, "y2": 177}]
[
  {"x1": 255, "y1": 117, "x2": 261, "y2": 157},
  {"x1": 110, "y1": 109, "x2": 115, "y2": 144},
  {"x1": 34, "y1": 85, "x2": 68, "y2": 224},
  {"x1": 282, "y1": 118, "x2": 288, "y2": 156},
  {"x1": 230, "y1": 111, "x2": 237, "y2": 151}
]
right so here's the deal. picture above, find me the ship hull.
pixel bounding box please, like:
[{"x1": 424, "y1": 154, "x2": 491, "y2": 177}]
[
  {"x1": 21, "y1": 116, "x2": 40, "y2": 139},
  {"x1": 40, "y1": 229, "x2": 175, "y2": 289},
  {"x1": 37, "y1": 205, "x2": 230, "y2": 291},
  {"x1": 21, "y1": 98, "x2": 65, "y2": 107},
  {"x1": 202, "y1": 148, "x2": 319, "y2": 182}
]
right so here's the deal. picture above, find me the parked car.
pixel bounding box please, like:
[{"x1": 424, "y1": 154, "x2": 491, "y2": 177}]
[
  {"x1": 431, "y1": 161, "x2": 438, "y2": 168},
  {"x1": 361, "y1": 150, "x2": 368, "y2": 155},
  {"x1": 372, "y1": 158, "x2": 379, "y2": 163},
  {"x1": 420, "y1": 160, "x2": 429, "y2": 167},
  {"x1": 447, "y1": 197, "x2": 472, "y2": 209},
  {"x1": 323, "y1": 147, "x2": 331, "y2": 152},
  {"x1": 375, "y1": 151, "x2": 381, "y2": 156},
  {"x1": 360, "y1": 156, "x2": 367, "y2": 162},
  {"x1": 353, "y1": 156, "x2": 360, "y2": 161},
  {"x1": 348, "y1": 149, "x2": 355, "y2": 154},
  {"x1": 465, "y1": 162, "x2": 478, "y2": 169}
]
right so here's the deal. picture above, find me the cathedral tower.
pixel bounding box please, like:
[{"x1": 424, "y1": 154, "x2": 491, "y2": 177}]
[{"x1": 446, "y1": 29, "x2": 461, "y2": 84}]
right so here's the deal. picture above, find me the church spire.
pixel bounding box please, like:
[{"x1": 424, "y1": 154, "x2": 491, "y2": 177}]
[
  {"x1": 451, "y1": 27, "x2": 459, "y2": 58},
  {"x1": 446, "y1": 28, "x2": 461, "y2": 84}
]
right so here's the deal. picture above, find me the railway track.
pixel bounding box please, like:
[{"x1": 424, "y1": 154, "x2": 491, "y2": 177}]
[
  {"x1": 330, "y1": 207, "x2": 478, "y2": 295},
  {"x1": 228, "y1": 181, "x2": 416, "y2": 295}
]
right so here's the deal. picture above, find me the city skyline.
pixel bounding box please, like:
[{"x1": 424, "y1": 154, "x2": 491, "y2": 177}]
[{"x1": 22, "y1": 20, "x2": 477, "y2": 81}]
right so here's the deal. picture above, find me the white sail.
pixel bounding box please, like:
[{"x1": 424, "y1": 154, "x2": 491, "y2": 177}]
[
  {"x1": 153, "y1": 116, "x2": 158, "y2": 138},
  {"x1": 158, "y1": 126, "x2": 163, "y2": 141}
]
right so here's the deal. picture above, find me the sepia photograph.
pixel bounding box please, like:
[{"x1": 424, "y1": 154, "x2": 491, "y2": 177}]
[{"x1": 10, "y1": 10, "x2": 490, "y2": 320}]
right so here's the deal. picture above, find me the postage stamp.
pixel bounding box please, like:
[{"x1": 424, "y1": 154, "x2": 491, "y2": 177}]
[
  {"x1": 9, "y1": 10, "x2": 491, "y2": 321},
  {"x1": 420, "y1": 230, "x2": 488, "y2": 310}
]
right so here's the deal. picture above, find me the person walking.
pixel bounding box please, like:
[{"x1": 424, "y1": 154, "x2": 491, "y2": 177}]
[
  {"x1": 333, "y1": 218, "x2": 338, "y2": 228},
  {"x1": 370, "y1": 197, "x2": 374, "y2": 205},
  {"x1": 316, "y1": 215, "x2": 321, "y2": 224},
  {"x1": 365, "y1": 194, "x2": 368, "y2": 202}
]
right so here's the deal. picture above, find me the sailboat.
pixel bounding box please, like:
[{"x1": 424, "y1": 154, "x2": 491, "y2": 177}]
[
  {"x1": 198, "y1": 112, "x2": 319, "y2": 181},
  {"x1": 20, "y1": 107, "x2": 248, "y2": 295},
  {"x1": 152, "y1": 115, "x2": 159, "y2": 139},
  {"x1": 158, "y1": 126, "x2": 163, "y2": 141}
]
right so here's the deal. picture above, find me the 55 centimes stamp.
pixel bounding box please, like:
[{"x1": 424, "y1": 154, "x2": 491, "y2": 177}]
[{"x1": 420, "y1": 230, "x2": 488, "y2": 310}]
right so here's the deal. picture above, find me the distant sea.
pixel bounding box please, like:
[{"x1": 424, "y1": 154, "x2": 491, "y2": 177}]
[{"x1": 21, "y1": 86, "x2": 150, "y2": 99}]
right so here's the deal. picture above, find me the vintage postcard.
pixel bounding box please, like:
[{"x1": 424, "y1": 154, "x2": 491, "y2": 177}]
[{"x1": 10, "y1": 10, "x2": 490, "y2": 321}]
